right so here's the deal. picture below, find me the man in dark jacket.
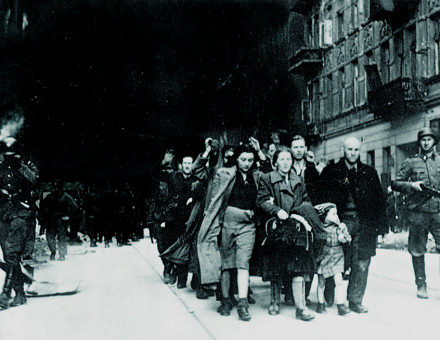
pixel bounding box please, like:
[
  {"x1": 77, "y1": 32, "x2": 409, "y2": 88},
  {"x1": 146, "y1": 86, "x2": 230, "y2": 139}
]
[
  {"x1": 0, "y1": 137, "x2": 39, "y2": 310},
  {"x1": 40, "y1": 181, "x2": 79, "y2": 261},
  {"x1": 291, "y1": 135, "x2": 321, "y2": 204},
  {"x1": 291, "y1": 135, "x2": 327, "y2": 305},
  {"x1": 319, "y1": 137, "x2": 387, "y2": 313},
  {"x1": 392, "y1": 127, "x2": 440, "y2": 299},
  {"x1": 153, "y1": 151, "x2": 198, "y2": 288}
]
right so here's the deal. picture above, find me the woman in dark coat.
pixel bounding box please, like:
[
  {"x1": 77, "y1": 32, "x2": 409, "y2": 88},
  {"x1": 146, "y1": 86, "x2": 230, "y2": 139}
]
[
  {"x1": 256, "y1": 146, "x2": 316, "y2": 321},
  {"x1": 198, "y1": 138, "x2": 270, "y2": 321}
]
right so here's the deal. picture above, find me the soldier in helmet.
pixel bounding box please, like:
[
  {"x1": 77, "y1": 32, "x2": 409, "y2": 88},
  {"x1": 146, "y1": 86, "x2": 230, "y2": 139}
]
[
  {"x1": 392, "y1": 127, "x2": 440, "y2": 299},
  {"x1": 0, "y1": 137, "x2": 39, "y2": 310}
]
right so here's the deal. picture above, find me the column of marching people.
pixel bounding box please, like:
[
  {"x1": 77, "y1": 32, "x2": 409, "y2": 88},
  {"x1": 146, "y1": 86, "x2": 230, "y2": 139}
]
[{"x1": 2, "y1": 127, "x2": 440, "y2": 315}]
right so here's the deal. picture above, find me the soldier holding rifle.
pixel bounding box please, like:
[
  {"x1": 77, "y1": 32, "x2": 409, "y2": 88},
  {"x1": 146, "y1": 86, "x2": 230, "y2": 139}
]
[{"x1": 392, "y1": 127, "x2": 440, "y2": 299}]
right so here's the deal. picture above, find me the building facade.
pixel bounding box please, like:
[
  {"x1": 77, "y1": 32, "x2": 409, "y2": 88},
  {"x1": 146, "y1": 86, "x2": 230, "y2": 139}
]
[{"x1": 289, "y1": 0, "x2": 440, "y2": 188}]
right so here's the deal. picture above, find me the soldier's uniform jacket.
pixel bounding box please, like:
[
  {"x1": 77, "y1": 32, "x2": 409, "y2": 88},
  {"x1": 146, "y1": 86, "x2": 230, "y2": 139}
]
[
  {"x1": 0, "y1": 155, "x2": 39, "y2": 217},
  {"x1": 392, "y1": 152, "x2": 440, "y2": 213}
]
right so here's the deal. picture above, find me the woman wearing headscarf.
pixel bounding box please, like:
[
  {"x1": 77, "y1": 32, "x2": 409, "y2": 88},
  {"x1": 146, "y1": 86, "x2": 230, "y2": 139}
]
[{"x1": 256, "y1": 146, "x2": 317, "y2": 321}]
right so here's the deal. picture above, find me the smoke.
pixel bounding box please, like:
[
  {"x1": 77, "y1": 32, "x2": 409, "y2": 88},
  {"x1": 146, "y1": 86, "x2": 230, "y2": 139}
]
[{"x1": 0, "y1": 107, "x2": 25, "y2": 141}]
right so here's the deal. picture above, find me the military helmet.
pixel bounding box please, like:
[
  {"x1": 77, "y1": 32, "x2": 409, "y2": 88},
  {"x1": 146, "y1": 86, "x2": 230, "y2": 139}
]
[{"x1": 417, "y1": 127, "x2": 438, "y2": 145}]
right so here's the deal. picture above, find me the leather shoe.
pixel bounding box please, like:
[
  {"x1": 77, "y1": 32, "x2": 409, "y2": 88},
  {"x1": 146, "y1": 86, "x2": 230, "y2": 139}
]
[
  {"x1": 177, "y1": 282, "x2": 187, "y2": 289},
  {"x1": 316, "y1": 302, "x2": 326, "y2": 313},
  {"x1": 218, "y1": 297, "x2": 233, "y2": 316},
  {"x1": 337, "y1": 304, "x2": 351, "y2": 315},
  {"x1": 349, "y1": 302, "x2": 368, "y2": 313},
  {"x1": 169, "y1": 272, "x2": 177, "y2": 285},
  {"x1": 163, "y1": 272, "x2": 170, "y2": 284},
  {"x1": 196, "y1": 288, "x2": 210, "y2": 299},
  {"x1": 50, "y1": 253, "x2": 56, "y2": 261},
  {"x1": 268, "y1": 302, "x2": 280, "y2": 315},
  {"x1": 0, "y1": 292, "x2": 11, "y2": 309},
  {"x1": 296, "y1": 308, "x2": 315, "y2": 321},
  {"x1": 417, "y1": 283, "x2": 429, "y2": 299},
  {"x1": 10, "y1": 292, "x2": 27, "y2": 307},
  {"x1": 237, "y1": 299, "x2": 251, "y2": 321}
]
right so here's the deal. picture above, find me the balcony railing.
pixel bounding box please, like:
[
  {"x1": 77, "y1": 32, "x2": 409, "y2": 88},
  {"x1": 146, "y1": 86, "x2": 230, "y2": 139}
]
[
  {"x1": 288, "y1": 47, "x2": 323, "y2": 76},
  {"x1": 370, "y1": 0, "x2": 420, "y2": 22},
  {"x1": 290, "y1": 0, "x2": 321, "y2": 15},
  {"x1": 368, "y1": 77, "x2": 428, "y2": 120}
]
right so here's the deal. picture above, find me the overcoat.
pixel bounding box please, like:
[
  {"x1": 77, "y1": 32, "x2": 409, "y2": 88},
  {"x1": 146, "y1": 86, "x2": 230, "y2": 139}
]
[
  {"x1": 257, "y1": 170, "x2": 321, "y2": 280},
  {"x1": 319, "y1": 159, "x2": 387, "y2": 260},
  {"x1": 197, "y1": 166, "x2": 261, "y2": 284}
]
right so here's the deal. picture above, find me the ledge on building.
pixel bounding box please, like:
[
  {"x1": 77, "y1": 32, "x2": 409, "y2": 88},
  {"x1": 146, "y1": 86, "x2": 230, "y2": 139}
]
[{"x1": 288, "y1": 46, "x2": 323, "y2": 77}]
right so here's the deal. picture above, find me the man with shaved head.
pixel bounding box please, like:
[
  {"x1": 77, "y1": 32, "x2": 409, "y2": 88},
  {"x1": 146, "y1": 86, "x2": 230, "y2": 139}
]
[{"x1": 319, "y1": 136, "x2": 387, "y2": 314}]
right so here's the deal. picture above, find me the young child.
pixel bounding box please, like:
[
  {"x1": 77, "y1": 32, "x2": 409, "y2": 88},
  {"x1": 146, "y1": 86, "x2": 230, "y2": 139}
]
[{"x1": 314, "y1": 203, "x2": 351, "y2": 316}]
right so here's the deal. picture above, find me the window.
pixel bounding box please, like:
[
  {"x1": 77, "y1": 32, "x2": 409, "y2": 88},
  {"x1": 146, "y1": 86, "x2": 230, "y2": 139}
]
[
  {"x1": 433, "y1": 19, "x2": 440, "y2": 76},
  {"x1": 367, "y1": 150, "x2": 375, "y2": 167},
  {"x1": 313, "y1": 14, "x2": 320, "y2": 47},
  {"x1": 394, "y1": 32, "x2": 404, "y2": 78},
  {"x1": 333, "y1": 71, "x2": 340, "y2": 116},
  {"x1": 430, "y1": 118, "x2": 440, "y2": 131},
  {"x1": 383, "y1": 147, "x2": 392, "y2": 174},
  {"x1": 344, "y1": 63, "x2": 354, "y2": 110},
  {"x1": 337, "y1": 11, "x2": 344, "y2": 40},
  {"x1": 380, "y1": 41, "x2": 390, "y2": 83},
  {"x1": 321, "y1": 19, "x2": 333, "y2": 46},
  {"x1": 357, "y1": 57, "x2": 367, "y2": 105},
  {"x1": 353, "y1": 61, "x2": 359, "y2": 106},
  {"x1": 320, "y1": 75, "x2": 334, "y2": 120},
  {"x1": 301, "y1": 99, "x2": 310, "y2": 122},
  {"x1": 307, "y1": 18, "x2": 313, "y2": 46},
  {"x1": 404, "y1": 26, "x2": 417, "y2": 78},
  {"x1": 326, "y1": 75, "x2": 333, "y2": 115},
  {"x1": 353, "y1": 2, "x2": 359, "y2": 29},
  {"x1": 382, "y1": 147, "x2": 393, "y2": 189},
  {"x1": 312, "y1": 80, "x2": 320, "y2": 123},
  {"x1": 339, "y1": 68, "x2": 345, "y2": 114}
]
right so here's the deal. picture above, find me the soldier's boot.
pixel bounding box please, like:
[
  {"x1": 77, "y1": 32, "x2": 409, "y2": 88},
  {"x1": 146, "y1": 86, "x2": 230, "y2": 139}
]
[
  {"x1": 11, "y1": 265, "x2": 27, "y2": 307},
  {"x1": 412, "y1": 255, "x2": 428, "y2": 299},
  {"x1": 0, "y1": 264, "x2": 14, "y2": 310}
]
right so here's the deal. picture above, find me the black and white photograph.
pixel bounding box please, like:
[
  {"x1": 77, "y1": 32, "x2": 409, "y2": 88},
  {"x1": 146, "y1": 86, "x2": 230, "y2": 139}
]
[{"x1": 0, "y1": 0, "x2": 439, "y2": 339}]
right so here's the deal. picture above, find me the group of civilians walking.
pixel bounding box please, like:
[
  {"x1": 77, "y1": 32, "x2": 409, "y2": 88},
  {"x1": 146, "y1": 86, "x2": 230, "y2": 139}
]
[{"x1": 150, "y1": 127, "x2": 440, "y2": 322}]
